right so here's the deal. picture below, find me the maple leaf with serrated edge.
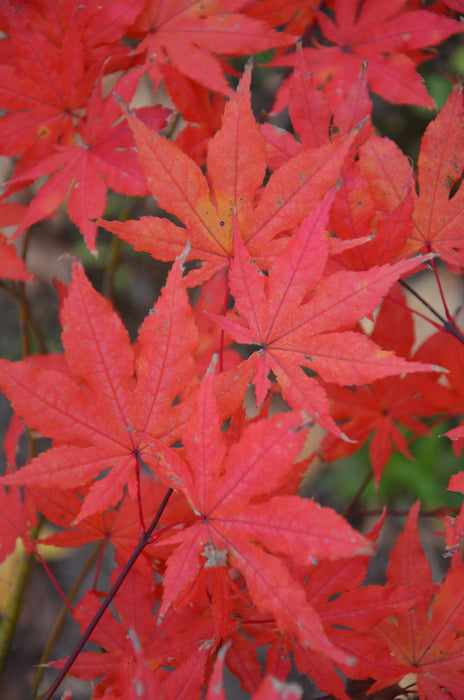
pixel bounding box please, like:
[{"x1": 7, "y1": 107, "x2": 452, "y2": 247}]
[
  {"x1": 100, "y1": 64, "x2": 357, "y2": 286},
  {"x1": 208, "y1": 192, "x2": 436, "y2": 435},
  {"x1": 358, "y1": 83, "x2": 464, "y2": 269},
  {"x1": 358, "y1": 503, "x2": 464, "y2": 698},
  {"x1": 33, "y1": 476, "x2": 190, "y2": 559},
  {"x1": 0, "y1": 258, "x2": 198, "y2": 521},
  {"x1": 267, "y1": 51, "x2": 372, "y2": 169},
  {"x1": 150, "y1": 371, "x2": 370, "y2": 666},
  {"x1": 3, "y1": 69, "x2": 169, "y2": 254},
  {"x1": 273, "y1": 0, "x2": 461, "y2": 108},
  {"x1": 0, "y1": 1, "x2": 102, "y2": 165},
  {"x1": 127, "y1": 0, "x2": 295, "y2": 96},
  {"x1": 256, "y1": 510, "x2": 434, "y2": 699}
]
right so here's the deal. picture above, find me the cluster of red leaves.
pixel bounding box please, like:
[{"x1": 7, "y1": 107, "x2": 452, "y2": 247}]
[{"x1": 1, "y1": 1, "x2": 464, "y2": 698}]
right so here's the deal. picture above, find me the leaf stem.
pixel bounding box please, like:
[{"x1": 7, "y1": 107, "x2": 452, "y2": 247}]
[
  {"x1": 32, "y1": 546, "x2": 74, "y2": 613},
  {"x1": 429, "y1": 256, "x2": 451, "y2": 321},
  {"x1": 399, "y1": 279, "x2": 464, "y2": 344},
  {"x1": 41, "y1": 488, "x2": 173, "y2": 700}
]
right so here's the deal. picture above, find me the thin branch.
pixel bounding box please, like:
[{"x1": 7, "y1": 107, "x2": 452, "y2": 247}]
[
  {"x1": 31, "y1": 542, "x2": 103, "y2": 699},
  {"x1": 41, "y1": 488, "x2": 173, "y2": 700}
]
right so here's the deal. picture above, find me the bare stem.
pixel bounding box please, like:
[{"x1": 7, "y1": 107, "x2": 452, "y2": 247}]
[{"x1": 399, "y1": 279, "x2": 464, "y2": 345}]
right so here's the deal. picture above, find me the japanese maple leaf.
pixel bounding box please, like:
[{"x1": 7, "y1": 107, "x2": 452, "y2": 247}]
[
  {"x1": 4, "y1": 69, "x2": 169, "y2": 253},
  {"x1": 209, "y1": 193, "x2": 435, "y2": 434},
  {"x1": 0, "y1": 2, "x2": 102, "y2": 164},
  {"x1": 33, "y1": 476, "x2": 190, "y2": 561},
  {"x1": 258, "y1": 512, "x2": 433, "y2": 699},
  {"x1": 321, "y1": 286, "x2": 439, "y2": 485},
  {"x1": 0, "y1": 257, "x2": 198, "y2": 521},
  {"x1": 0, "y1": 0, "x2": 146, "y2": 73},
  {"x1": 364, "y1": 503, "x2": 464, "y2": 697},
  {"x1": 151, "y1": 371, "x2": 370, "y2": 666},
  {"x1": 358, "y1": 84, "x2": 464, "y2": 269},
  {"x1": 101, "y1": 65, "x2": 357, "y2": 285},
  {"x1": 273, "y1": 0, "x2": 461, "y2": 108},
  {"x1": 267, "y1": 50, "x2": 372, "y2": 169},
  {"x1": 128, "y1": 0, "x2": 294, "y2": 95},
  {"x1": 406, "y1": 82, "x2": 464, "y2": 267}
]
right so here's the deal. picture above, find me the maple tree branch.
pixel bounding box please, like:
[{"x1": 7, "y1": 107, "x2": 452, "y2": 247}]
[
  {"x1": 348, "y1": 507, "x2": 460, "y2": 519},
  {"x1": 31, "y1": 542, "x2": 103, "y2": 699},
  {"x1": 41, "y1": 488, "x2": 173, "y2": 700}
]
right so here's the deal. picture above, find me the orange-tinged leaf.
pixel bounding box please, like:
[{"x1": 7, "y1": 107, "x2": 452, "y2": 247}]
[
  {"x1": 209, "y1": 197, "x2": 435, "y2": 434},
  {"x1": 5, "y1": 70, "x2": 169, "y2": 252},
  {"x1": 101, "y1": 66, "x2": 356, "y2": 285}
]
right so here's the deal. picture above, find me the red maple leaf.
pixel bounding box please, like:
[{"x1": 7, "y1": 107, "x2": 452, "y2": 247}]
[
  {"x1": 267, "y1": 50, "x2": 372, "y2": 169},
  {"x1": 252, "y1": 511, "x2": 434, "y2": 699},
  {"x1": 150, "y1": 371, "x2": 370, "y2": 665},
  {"x1": 273, "y1": 0, "x2": 461, "y2": 108},
  {"x1": 3, "y1": 69, "x2": 169, "y2": 253},
  {"x1": 0, "y1": 485, "x2": 37, "y2": 565},
  {"x1": 34, "y1": 475, "x2": 190, "y2": 564},
  {"x1": 101, "y1": 65, "x2": 357, "y2": 285},
  {"x1": 208, "y1": 193, "x2": 435, "y2": 434},
  {"x1": 364, "y1": 503, "x2": 464, "y2": 698},
  {"x1": 128, "y1": 0, "x2": 294, "y2": 95},
  {"x1": 0, "y1": 257, "x2": 198, "y2": 521},
  {"x1": 0, "y1": 1, "x2": 102, "y2": 164},
  {"x1": 359, "y1": 84, "x2": 464, "y2": 269}
]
